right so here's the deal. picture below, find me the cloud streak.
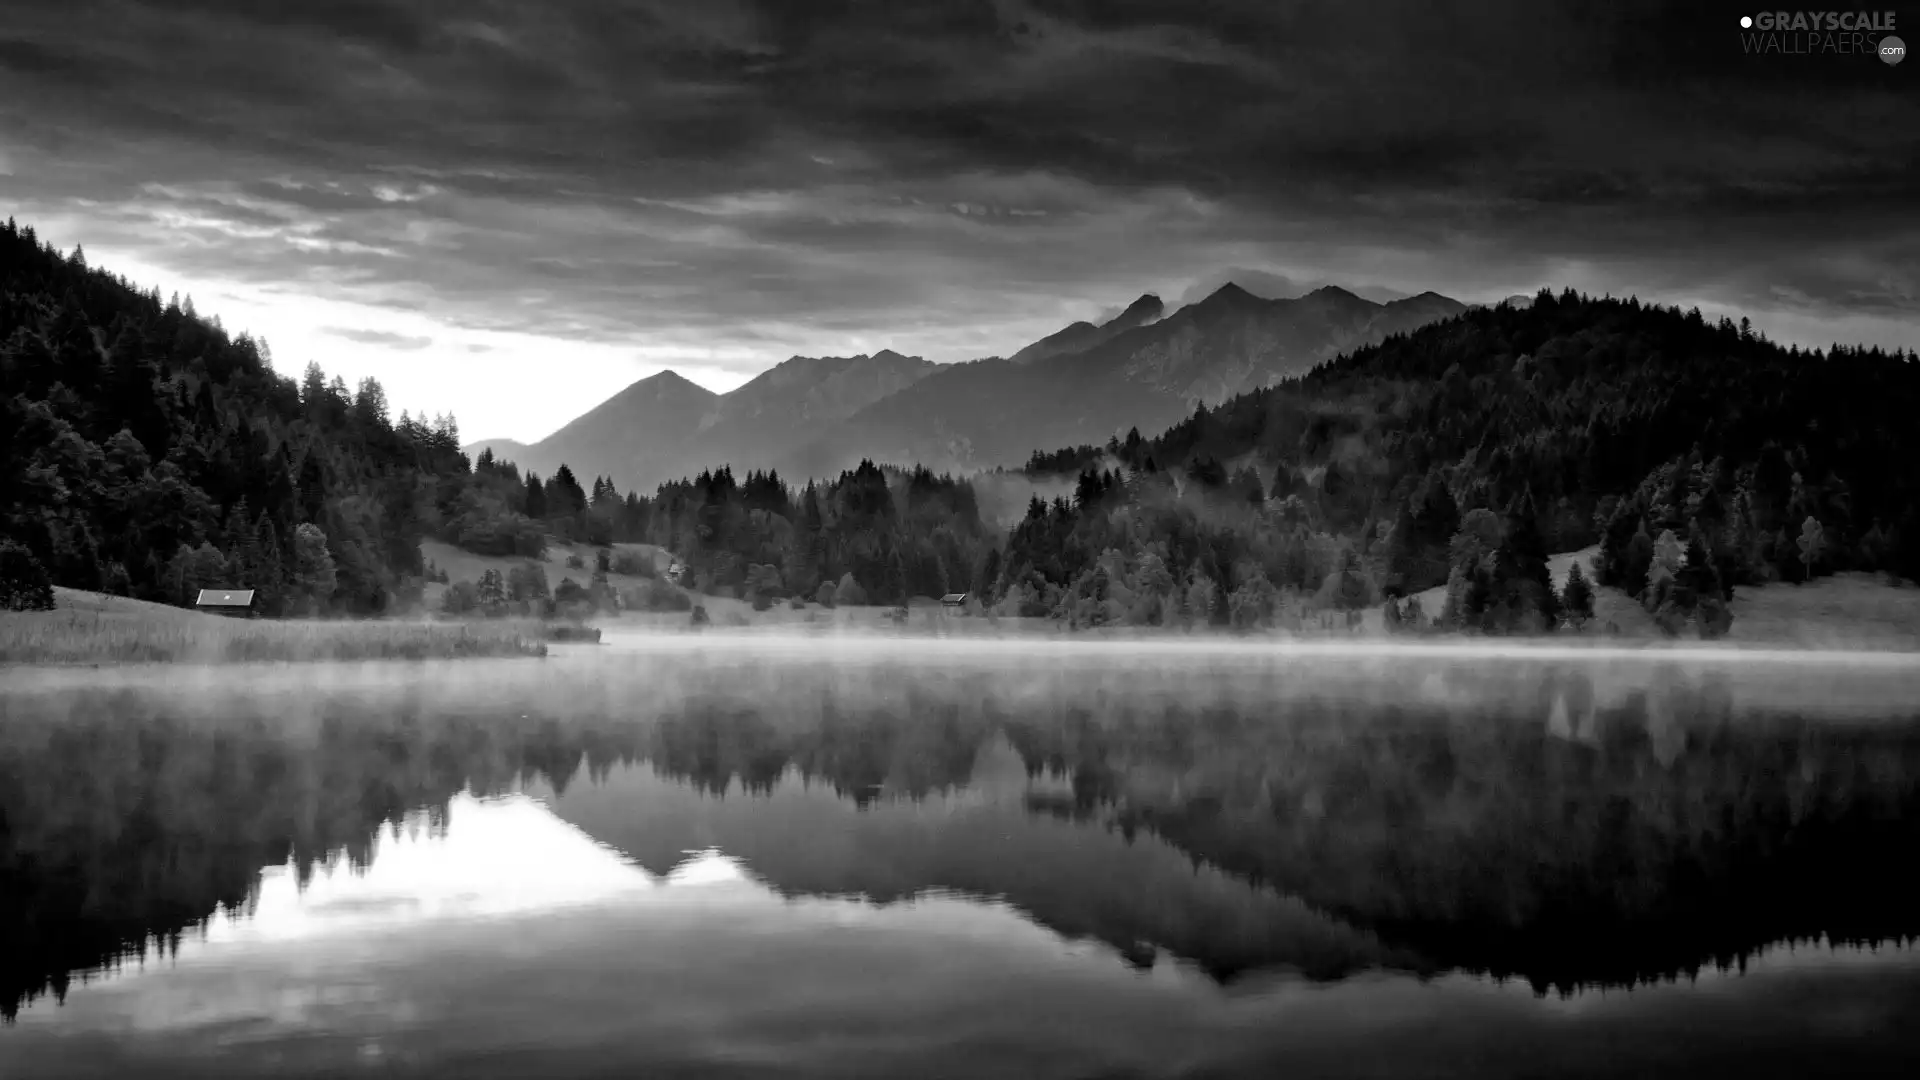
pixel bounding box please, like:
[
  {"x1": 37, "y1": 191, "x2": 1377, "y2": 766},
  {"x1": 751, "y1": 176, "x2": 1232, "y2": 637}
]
[
  {"x1": 324, "y1": 327, "x2": 434, "y2": 350},
  {"x1": 0, "y1": 0, "x2": 1913, "y2": 439}
]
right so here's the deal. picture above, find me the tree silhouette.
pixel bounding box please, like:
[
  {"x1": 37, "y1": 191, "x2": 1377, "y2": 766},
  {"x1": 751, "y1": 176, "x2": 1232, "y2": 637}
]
[
  {"x1": 1560, "y1": 562, "x2": 1595, "y2": 629},
  {"x1": 1798, "y1": 516, "x2": 1824, "y2": 583}
]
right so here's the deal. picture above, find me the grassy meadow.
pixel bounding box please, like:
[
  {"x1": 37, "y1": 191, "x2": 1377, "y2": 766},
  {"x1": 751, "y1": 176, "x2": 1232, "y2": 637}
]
[
  {"x1": 420, "y1": 538, "x2": 671, "y2": 609},
  {"x1": 1393, "y1": 544, "x2": 1920, "y2": 649},
  {"x1": 1727, "y1": 573, "x2": 1920, "y2": 650},
  {"x1": 0, "y1": 588, "x2": 549, "y2": 666}
]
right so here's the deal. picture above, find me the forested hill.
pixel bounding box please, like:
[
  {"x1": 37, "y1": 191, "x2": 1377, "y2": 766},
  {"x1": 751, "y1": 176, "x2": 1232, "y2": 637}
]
[
  {"x1": 999, "y1": 290, "x2": 1920, "y2": 632},
  {"x1": 9, "y1": 217, "x2": 1917, "y2": 635},
  {"x1": 0, "y1": 218, "x2": 472, "y2": 615},
  {"x1": 0, "y1": 221, "x2": 1005, "y2": 618}
]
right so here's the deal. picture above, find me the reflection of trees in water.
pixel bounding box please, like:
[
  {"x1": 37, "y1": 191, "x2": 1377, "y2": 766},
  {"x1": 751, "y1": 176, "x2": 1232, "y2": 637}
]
[
  {"x1": 1012, "y1": 666, "x2": 1920, "y2": 995},
  {"x1": 0, "y1": 699, "x2": 602, "y2": 1021},
  {"x1": 4, "y1": 665, "x2": 1919, "y2": 1019}
]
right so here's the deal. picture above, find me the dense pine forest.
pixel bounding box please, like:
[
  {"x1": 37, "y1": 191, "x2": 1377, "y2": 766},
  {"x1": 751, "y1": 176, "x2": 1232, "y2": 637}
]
[
  {"x1": 459, "y1": 449, "x2": 993, "y2": 610},
  {"x1": 0, "y1": 219, "x2": 480, "y2": 615},
  {"x1": 6, "y1": 221, "x2": 1916, "y2": 635},
  {"x1": 997, "y1": 290, "x2": 1920, "y2": 634}
]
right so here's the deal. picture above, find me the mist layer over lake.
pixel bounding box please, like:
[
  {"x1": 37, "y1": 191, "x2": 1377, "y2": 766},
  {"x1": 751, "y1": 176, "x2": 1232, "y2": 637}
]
[{"x1": 5, "y1": 639, "x2": 1920, "y2": 1078}]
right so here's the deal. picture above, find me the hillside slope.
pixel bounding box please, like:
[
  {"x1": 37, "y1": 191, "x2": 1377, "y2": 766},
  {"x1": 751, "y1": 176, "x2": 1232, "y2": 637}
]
[
  {"x1": 419, "y1": 538, "x2": 670, "y2": 609},
  {"x1": 2, "y1": 218, "x2": 476, "y2": 616},
  {"x1": 980, "y1": 290, "x2": 1919, "y2": 635}
]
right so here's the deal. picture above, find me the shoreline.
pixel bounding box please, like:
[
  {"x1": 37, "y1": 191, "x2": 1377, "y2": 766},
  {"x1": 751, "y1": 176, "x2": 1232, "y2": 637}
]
[{"x1": 7, "y1": 624, "x2": 1919, "y2": 672}]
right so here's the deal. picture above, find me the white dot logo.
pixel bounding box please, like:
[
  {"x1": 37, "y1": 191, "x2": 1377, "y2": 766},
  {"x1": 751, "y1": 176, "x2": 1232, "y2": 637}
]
[
  {"x1": 1882, "y1": 35, "x2": 1907, "y2": 64},
  {"x1": 1740, "y1": 15, "x2": 1753, "y2": 28}
]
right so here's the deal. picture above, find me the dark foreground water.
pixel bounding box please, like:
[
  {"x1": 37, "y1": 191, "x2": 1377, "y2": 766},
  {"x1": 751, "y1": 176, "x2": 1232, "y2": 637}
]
[{"x1": 4, "y1": 643, "x2": 1920, "y2": 1078}]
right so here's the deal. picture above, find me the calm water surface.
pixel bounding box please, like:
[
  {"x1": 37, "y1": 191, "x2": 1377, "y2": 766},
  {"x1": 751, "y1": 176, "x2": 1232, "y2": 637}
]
[{"x1": 4, "y1": 644, "x2": 1920, "y2": 1078}]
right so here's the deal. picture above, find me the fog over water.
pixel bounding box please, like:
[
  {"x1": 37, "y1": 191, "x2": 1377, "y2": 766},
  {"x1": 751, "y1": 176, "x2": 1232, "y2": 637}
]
[
  {"x1": 9, "y1": 631, "x2": 1920, "y2": 722},
  {"x1": 4, "y1": 637, "x2": 1920, "y2": 1077}
]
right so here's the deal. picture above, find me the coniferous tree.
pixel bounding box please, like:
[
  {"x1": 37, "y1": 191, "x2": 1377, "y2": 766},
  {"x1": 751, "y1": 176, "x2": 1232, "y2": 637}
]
[
  {"x1": 1560, "y1": 562, "x2": 1595, "y2": 630},
  {"x1": 477, "y1": 569, "x2": 509, "y2": 613},
  {"x1": 524, "y1": 475, "x2": 548, "y2": 521}
]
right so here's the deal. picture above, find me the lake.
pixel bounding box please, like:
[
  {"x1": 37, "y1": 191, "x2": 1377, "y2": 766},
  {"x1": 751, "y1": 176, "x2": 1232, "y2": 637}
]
[{"x1": 4, "y1": 639, "x2": 1920, "y2": 1078}]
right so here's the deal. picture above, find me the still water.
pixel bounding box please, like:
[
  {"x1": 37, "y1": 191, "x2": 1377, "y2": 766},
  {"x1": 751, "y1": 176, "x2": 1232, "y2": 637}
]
[{"x1": 4, "y1": 643, "x2": 1920, "y2": 1078}]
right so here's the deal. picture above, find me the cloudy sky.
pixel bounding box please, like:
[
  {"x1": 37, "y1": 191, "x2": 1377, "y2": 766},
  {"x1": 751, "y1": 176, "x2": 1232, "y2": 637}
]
[{"x1": 2, "y1": 0, "x2": 1914, "y2": 442}]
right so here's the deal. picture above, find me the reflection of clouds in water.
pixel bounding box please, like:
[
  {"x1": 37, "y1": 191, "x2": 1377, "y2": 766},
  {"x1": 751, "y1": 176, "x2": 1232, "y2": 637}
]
[
  {"x1": 664, "y1": 850, "x2": 755, "y2": 886},
  {"x1": 303, "y1": 896, "x2": 423, "y2": 917},
  {"x1": 205, "y1": 794, "x2": 654, "y2": 949},
  {"x1": 125, "y1": 978, "x2": 406, "y2": 1041}
]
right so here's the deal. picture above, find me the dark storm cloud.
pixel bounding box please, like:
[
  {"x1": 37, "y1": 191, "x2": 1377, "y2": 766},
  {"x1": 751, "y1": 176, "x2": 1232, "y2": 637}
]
[{"x1": 0, "y1": 0, "x2": 1913, "y2": 360}]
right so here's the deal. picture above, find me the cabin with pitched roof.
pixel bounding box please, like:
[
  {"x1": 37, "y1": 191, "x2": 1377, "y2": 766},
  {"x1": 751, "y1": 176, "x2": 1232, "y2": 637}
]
[
  {"x1": 940, "y1": 592, "x2": 969, "y2": 609},
  {"x1": 196, "y1": 589, "x2": 256, "y2": 618}
]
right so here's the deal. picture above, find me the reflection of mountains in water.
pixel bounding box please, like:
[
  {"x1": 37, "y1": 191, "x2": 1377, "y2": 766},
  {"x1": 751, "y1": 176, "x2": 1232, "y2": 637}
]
[
  {"x1": 5, "y1": 660, "x2": 1920, "y2": 1020},
  {"x1": 539, "y1": 740, "x2": 1429, "y2": 986}
]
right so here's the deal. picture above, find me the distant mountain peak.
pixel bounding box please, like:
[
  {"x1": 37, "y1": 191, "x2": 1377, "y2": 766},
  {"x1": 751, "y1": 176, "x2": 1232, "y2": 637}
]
[
  {"x1": 1009, "y1": 293, "x2": 1165, "y2": 366},
  {"x1": 638, "y1": 369, "x2": 703, "y2": 389},
  {"x1": 773, "y1": 349, "x2": 924, "y2": 371},
  {"x1": 1306, "y1": 284, "x2": 1363, "y2": 300},
  {"x1": 597, "y1": 369, "x2": 719, "y2": 412},
  {"x1": 1190, "y1": 282, "x2": 1269, "y2": 313},
  {"x1": 1111, "y1": 293, "x2": 1164, "y2": 325}
]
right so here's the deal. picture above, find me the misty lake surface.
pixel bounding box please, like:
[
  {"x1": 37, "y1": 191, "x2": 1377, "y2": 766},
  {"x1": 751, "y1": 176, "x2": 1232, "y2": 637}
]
[{"x1": 5, "y1": 638, "x2": 1920, "y2": 1079}]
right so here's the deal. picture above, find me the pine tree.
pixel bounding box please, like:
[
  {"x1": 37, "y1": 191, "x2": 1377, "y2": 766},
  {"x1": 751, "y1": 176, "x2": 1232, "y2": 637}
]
[
  {"x1": 549, "y1": 464, "x2": 586, "y2": 518},
  {"x1": 477, "y1": 568, "x2": 508, "y2": 611},
  {"x1": 252, "y1": 513, "x2": 287, "y2": 614},
  {"x1": 1622, "y1": 520, "x2": 1656, "y2": 595},
  {"x1": 525, "y1": 474, "x2": 547, "y2": 519},
  {"x1": 1560, "y1": 562, "x2": 1595, "y2": 629}
]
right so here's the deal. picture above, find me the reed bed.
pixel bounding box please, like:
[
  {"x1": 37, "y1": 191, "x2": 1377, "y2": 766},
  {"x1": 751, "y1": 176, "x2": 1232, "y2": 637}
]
[{"x1": 0, "y1": 606, "x2": 548, "y2": 665}]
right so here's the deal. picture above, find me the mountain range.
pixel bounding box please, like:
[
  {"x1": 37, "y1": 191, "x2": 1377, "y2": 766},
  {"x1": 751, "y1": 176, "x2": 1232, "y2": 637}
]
[
  {"x1": 468, "y1": 282, "x2": 1468, "y2": 491},
  {"x1": 466, "y1": 349, "x2": 935, "y2": 489}
]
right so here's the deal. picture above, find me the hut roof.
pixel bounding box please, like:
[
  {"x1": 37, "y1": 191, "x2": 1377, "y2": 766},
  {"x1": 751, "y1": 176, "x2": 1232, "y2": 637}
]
[{"x1": 195, "y1": 589, "x2": 256, "y2": 607}]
